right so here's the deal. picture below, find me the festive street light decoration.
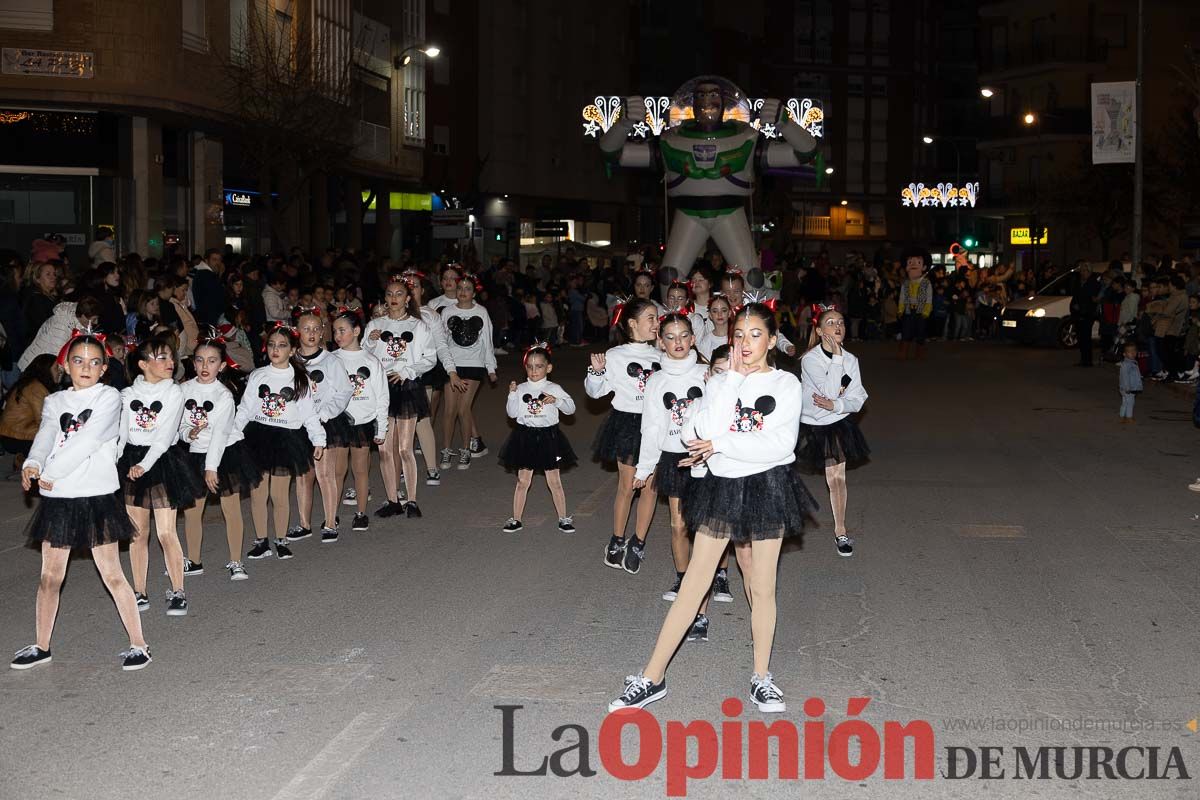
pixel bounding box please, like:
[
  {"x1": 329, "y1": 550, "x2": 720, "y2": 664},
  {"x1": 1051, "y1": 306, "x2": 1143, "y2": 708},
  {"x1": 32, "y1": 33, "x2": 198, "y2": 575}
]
[
  {"x1": 582, "y1": 95, "x2": 823, "y2": 139},
  {"x1": 900, "y1": 181, "x2": 980, "y2": 208}
]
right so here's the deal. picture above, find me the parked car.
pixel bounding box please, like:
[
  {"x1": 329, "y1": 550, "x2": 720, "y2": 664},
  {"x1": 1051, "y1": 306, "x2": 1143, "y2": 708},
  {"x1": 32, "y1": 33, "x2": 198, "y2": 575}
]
[{"x1": 999, "y1": 268, "x2": 1098, "y2": 347}]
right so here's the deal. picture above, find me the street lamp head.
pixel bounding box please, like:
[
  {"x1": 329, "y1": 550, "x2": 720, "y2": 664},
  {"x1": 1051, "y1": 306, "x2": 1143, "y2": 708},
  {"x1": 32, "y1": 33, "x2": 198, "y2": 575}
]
[
  {"x1": 824, "y1": 166, "x2": 835, "y2": 175},
  {"x1": 840, "y1": 199, "x2": 848, "y2": 206},
  {"x1": 980, "y1": 87, "x2": 995, "y2": 99},
  {"x1": 1023, "y1": 112, "x2": 1037, "y2": 126},
  {"x1": 422, "y1": 45, "x2": 441, "y2": 58},
  {"x1": 399, "y1": 53, "x2": 413, "y2": 67},
  {"x1": 922, "y1": 135, "x2": 934, "y2": 145}
]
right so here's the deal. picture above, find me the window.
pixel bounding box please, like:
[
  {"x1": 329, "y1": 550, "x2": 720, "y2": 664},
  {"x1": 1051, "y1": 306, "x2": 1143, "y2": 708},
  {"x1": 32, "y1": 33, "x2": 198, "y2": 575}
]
[
  {"x1": 432, "y1": 125, "x2": 449, "y2": 156},
  {"x1": 0, "y1": 0, "x2": 52, "y2": 31},
  {"x1": 401, "y1": 0, "x2": 426, "y2": 145},
  {"x1": 182, "y1": 0, "x2": 207, "y2": 52}
]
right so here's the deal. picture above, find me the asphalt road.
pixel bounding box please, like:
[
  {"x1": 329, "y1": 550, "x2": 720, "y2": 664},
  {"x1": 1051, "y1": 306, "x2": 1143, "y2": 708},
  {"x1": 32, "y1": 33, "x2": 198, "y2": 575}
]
[{"x1": 0, "y1": 340, "x2": 1197, "y2": 800}]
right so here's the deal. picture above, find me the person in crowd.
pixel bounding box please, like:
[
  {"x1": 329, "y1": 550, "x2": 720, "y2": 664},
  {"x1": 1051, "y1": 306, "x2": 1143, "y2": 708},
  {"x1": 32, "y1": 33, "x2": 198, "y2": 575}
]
[
  {"x1": 439, "y1": 273, "x2": 496, "y2": 472},
  {"x1": 0, "y1": 354, "x2": 59, "y2": 472},
  {"x1": 88, "y1": 226, "x2": 116, "y2": 267},
  {"x1": 18, "y1": 295, "x2": 102, "y2": 371},
  {"x1": 330, "y1": 308, "x2": 389, "y2": 531},
  {"x1": 1118, "y1": 341, "x2": 1143, "y2": 424},
  {"x1": 1069, "y1": 261, "x2": 1101, "y2": 368},
  {"x1": 21, "y1": 261, "x2": 59, "y2": 340}
]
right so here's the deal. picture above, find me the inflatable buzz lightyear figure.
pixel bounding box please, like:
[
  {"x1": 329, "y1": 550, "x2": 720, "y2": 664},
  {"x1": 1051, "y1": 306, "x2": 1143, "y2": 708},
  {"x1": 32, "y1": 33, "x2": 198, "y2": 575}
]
[{"x1": 599, "y1": 76, "x2": 817, "y2": 278}]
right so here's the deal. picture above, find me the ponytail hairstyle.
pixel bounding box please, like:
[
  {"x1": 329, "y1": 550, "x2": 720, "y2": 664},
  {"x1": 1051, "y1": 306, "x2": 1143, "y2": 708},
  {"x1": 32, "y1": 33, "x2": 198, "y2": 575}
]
[
  {"x1": 127, "y1": 331, "x2": 177, "y2": 380},
  {"x1": 730, "y1": 302, "x2": 779, "y2": 365},
  {"x1": 264, "y1": 323, "x2": 311, "y2": 399},
  {"x1": 806, "y1": 306, "x2": 841, "y2": 352},
  {"x1": 657, "y1": 311, "x2": 707, "y2": 363},
  {"x1": 707, "y1": 293, "x2": 734, "y2": 332},
  {"x1": 384, "y1": 275, "x2": 420, "y2": 317},
  {"x1": 614, "y1": 297, "x2": 659, "y2": 344},
  {"x1": 192, "y1": 335, "x2": 246, "y2": 401},
  {"x1": 333, "y1": 306, "x2": 365, "y2": 342}
]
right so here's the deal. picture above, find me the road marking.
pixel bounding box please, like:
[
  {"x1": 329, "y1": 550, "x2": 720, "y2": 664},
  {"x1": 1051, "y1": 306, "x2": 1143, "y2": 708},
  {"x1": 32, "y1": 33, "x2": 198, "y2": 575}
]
[{"x1": 269, "y1": 711, "x2": 396, "y2": 800}]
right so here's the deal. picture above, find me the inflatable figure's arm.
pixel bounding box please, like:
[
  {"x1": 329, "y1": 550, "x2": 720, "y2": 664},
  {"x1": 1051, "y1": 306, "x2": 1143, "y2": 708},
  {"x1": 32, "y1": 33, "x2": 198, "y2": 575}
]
[
  {"x1": 758, "y1": 98, "x2": 817, "y2": 169},
  {"x1": 599, "y1": 96, "x2": 655, "y2": 170}
]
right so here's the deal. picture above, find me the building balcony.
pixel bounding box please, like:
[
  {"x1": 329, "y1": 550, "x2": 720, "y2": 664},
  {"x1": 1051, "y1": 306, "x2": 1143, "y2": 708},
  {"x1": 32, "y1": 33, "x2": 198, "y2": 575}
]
[
  {"x1": 980, "y1": 36, "x2": 1108, "y2": 78},
  {"x1": 793, "y1": 215, "x2": 831, "y2": 237}
]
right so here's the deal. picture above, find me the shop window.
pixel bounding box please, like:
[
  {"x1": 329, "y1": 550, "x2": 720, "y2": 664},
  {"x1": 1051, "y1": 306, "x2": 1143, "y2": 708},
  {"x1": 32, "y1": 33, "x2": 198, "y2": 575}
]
[
  {"x1": 0, "y1": 0, "x2": 52, "y2": 31},
  {"x1": 182, "y1": 0, "x2": 208, "y2": 52}
]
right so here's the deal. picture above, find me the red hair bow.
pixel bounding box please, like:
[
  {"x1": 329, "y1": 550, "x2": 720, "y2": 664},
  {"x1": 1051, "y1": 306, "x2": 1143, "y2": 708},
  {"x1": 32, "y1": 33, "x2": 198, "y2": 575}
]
[
  {"x1": 56, "y1": 327, "x2": 111, "y2": 366},
  {"x1": 609, "y1": 295, "x2": 631, "y2": 327},
  {"x1": 291, "y1": 304, "x2": 322, "y2": 319},
  {"x1": 400, "y1": 269, "x2": 426, "y2": 285},
  {"x1": 735, "y1": 291, "x2": 779, "y2": 314},
  {"x1": 196, "y1": 331, "x2": 240, "y2": 370},
  {"x1": 523, "y1": 340, "x2": 552, "y2": 365},
  {"x1": 810, "y1": 302, "x2": 834, "y2": 319}
]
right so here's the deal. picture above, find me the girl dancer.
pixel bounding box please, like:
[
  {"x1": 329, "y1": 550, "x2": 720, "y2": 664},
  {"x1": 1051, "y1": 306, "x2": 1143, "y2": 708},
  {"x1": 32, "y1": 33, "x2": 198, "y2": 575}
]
[
  {"x1": 720, "y1": 271, "x2": 797, "y2": 357},
  {"x1": 585, "y1": 297, "x2": 661, "y2": 574},
  {"x1": 119, "y1": 334, "x2": 204, "y2": 616},
  {"x1": 663, "y1": 281, "x2": 691, "y2": 315},
  {"x1": 289, "y1": 306, "x2": 352, "y2": 544},
  {"x1": 696, "y1": 293, "x2": 733, "y2": 360},
  {"x1": 404, "y1": 269, "x2": 464, "y2": 485},
  {"x1": 364, "y1": 277, "x2": 435, "y2": 517},
  {"x1": 426, "y1": 263, "x2": 461, "y2": 315},
  {"x1": 687, "y1": 265, "x2": 716, "y2": 334},
  {"x1": 498, "y1": 343, "x2": 577, "y2": 533},
  {"x1": 440, "y1": 273, "x2": 496, "y2": 471},
  {"x1": 632, "y1": 312, "x2": 719, "y2": 640},
  {"x1": 236, "y1": 324, "x2": 326, "y2": 560},
  {"x1": 631, "y1": 269, "x2": 666, "y2": 316},
  {"x1": 178, "y1": 336, "x2": 262, "y2": 580},
  {"x1": 797, "y1": 308, "x2": 870, "y2": 557},
  {"x1": 13, "y1": 332, "x2": 151, "y2": 671},
  {"x1": 330, "y1": 308, "x2": 389, "y2": 531},
  {"x1": 608, "y1": 303, "x2": 816, "y2": 713}
]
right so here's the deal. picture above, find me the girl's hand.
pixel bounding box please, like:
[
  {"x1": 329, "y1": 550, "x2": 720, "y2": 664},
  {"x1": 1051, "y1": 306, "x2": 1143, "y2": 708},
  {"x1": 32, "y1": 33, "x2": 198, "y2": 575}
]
[
  {"x1": 387, "y1": 372, "x2": 403, "y2": 384},
  {"x1": 21, "y1": 466, "x2": 39, "y2": 492},
  {"x1": 488, "y1": 372, "x2": 497, "y2": 386},
  {"x1": 128, "y1": 465, "x2": 145, "y2": 480},
  {"x1": 508, "y1": 381, "x2": 518, "y2": 393},
  {"x1": 590, "y1": 353, "x2": 606, "y2": 372},
  {"x1": 449, "y1": 374, "x2": 467, "y2": 393},
  {"x1": 187, "y1": 424, "x2": 204, "y2": 440},
  {"x1": 784, "y1": 344, "x2": 797, "y2": 357},
  {"x1": 730, "y1": 342, "x2": 759, "y2": 377},
  {"x1": 313, "y1": 447, "x2": 324, "y2": 461},
  {"x1": 205, "y1": 470, "x2": 220, "y2": 493},
  {"x1": 681, "y1": 438, "x2": 714, "y2": 466},
  {"x1": 631, "y1": 477, "x2": 647, "y2": 490},
  {"x1": 38, "y1": 477, "x2": 54, "y2": 492},
  {"x1": 542, "y1": 394, "x2": 557, "y2": 405},
  {"x1": 374, "y1": 438, "x2": 386, "y2": 446},
  {"x1": 368, "y1": 329, "x2": 382, "y2": 342},
  {"x1": 812, "y1": 393, "x2": 835, "y2": 411}
]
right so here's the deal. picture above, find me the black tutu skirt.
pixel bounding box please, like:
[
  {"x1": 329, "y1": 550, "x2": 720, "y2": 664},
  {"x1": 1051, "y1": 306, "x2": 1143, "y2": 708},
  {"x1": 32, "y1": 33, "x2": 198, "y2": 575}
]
[
  {"x1": 118, "y1": 443, "x2": 206, "y2": 510},
  {"x1": 186, "y1": 440, "x2": 263, "y2": 498},
  {"x1": 324, "y1": 414, "x2": 376, "y2": 448},
  {"x1": 242, "y1": 421, "x2": 314, "y2": 477},
  {"x1": 456, "y1": 365, "x2": 488, "y2": 382},
  {"x1": 684, "y1": 465, "x2": 818, "y2": 543},
  {"x1": 25, "y1": 492, "x2": 135, "y2": 550},
  {"x1": 654, "y1": 450, "x2": 694, "y2": 499},
  {"x1": 592, "y1": 409, "x2": 641, "y2": 466},
  {"x1": 387, "y1": 379, "x2": 429, "y2": 421},
  {"x1": 422, "y1": 360, "x2": 450, "y2": 389},
  {"x1": 795, "y1": 417, "x2": 871, "y2": 473},
  {"x1": 498, "y1": 424, "x2": 577, "y2": 472}
]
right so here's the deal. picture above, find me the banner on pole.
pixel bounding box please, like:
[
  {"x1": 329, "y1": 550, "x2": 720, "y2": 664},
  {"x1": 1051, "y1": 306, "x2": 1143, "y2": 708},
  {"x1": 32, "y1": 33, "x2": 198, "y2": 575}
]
[{"x1": 1091, "y1": 81, "x2": 1136, "y2": 164}]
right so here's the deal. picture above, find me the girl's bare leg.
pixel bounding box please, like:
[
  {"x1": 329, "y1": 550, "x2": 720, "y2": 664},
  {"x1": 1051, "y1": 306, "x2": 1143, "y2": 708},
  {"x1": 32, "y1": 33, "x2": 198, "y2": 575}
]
[
  {"x1": 747, "y1": 537, "x2": 783, "y2": 675},
  {"x1": 269, "y1": 474, "x2": 292, "y2": 540},
  {"x1": 457, "y1": 380, "x2": 481, "y2": 449},
  {"x1": 250, "y1": 472, "x2": 271, "y2": 540},
  {"x1": 396, "y1": 417, "x2": 419, "y2": 502},
  {"x1": 183, "y1": 496, "x2": 206, "y2": 563},
  {"x1": 825, "y1": 462, "x2": 848, "y2": 536},
  {"x1": 127, "y1": 505, "x2": 151, "y2": 594},
  {"x1": 512, "y1": 469, "x2": 533, "y2": 520},
  {"x1": 91, "y1": 542, "x2": 147, "y2": 648},
  {"x1": 33, "y1": 543, "x2": 70, "y2": 650},
  {"x1": 379, "y1": 422, "x2": 401, "y2": 503},
  {"x1": 153, "y1": 506, "x2": 184, "y2": 592},
  {"x1": 296, "y1": 466, "x2": 316, "y2": 529},
  {"x1": 315, "y1": 448, "x2": 341, "y2": 527},
  {"x1": 632, "y1": 472, "x2": 657, "y2": 542},
  {"x1": 219, "y1": 494, "x2": 245, "y2": 561},
  {"x1": 612, "y1": 463, "x2": 636, "y2": 539},
  {"x1": 643, "y1": 532, "x2": 730, "y2": 682},
  {"x1": 544, "y1": 469, "x2": 567, "y2": 517},
  {"x1": 350, "y1": 447, "x2": 371, "y2": 513}
]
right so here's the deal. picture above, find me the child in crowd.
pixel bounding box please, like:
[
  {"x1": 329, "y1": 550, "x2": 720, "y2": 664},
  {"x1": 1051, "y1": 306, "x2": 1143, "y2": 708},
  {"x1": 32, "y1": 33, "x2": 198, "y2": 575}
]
[{"x1": 1118, "y1": 341, "x2": 1143, "y2": 424}]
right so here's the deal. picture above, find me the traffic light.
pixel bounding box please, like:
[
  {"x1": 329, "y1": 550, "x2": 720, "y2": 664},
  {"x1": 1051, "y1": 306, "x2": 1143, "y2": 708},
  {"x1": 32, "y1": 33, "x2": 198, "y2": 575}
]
[{"x1": 963, "y1": 236, "x2": 976, "y2": 248}]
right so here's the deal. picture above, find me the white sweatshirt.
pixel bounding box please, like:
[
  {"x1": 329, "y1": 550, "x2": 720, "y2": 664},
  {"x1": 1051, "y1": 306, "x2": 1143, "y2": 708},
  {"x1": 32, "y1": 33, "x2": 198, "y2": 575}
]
[
  {"x1": 420, "y1": 307, "x2": 458, "y2": 373},
  {"x1": 332, "y1": 347, "x2": 390, "y2": 440},
  {"x1": 583, "y1": 342, "x2": 662, "y2": 412},
  {"x1": 689, "y1": 302, "x2": 714, "y2": 336},
  {"x1": 799, "y1": 346, "x2": 868, "y2": 425},
  {"x1": 506, "y1": 379, "x2": 576, "y2": 427},
  {"x1": 696, "y1": 326, "x2": 728, "y2": 360},
  {"x1": 426, "y1": 294, "x2": 456, "y2": 314},
  {"x1": 634, "y1": 351, "x2": 710, "y2": 481},
  {"x1": 442, "y1": 303, "x2": 497, "y2": 372},
  {"x1": 234, "y1": 364, "x2": 327, "y2": 447},
  {"x1": 362, "y1": 315, "x2": 436, "y2": 381},
  {"x1": 685, "y1": 368, "x2": 801, "y2": 478},
  {"x1": 178, "y1": 378, "x2": 241, "y2": 472},
  {"x1": 23, "y1": 383, "x2": 122, "y2": 498},
  {"x1": 298, "y1": 348, "x2": 352, "y2": 423},
  {"x1": 118, "y1": 376, "x2": 186, "y2": 472}
]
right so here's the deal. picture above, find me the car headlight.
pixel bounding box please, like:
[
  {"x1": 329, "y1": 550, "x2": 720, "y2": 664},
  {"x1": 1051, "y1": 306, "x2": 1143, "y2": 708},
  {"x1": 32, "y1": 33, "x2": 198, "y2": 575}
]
[{"x1": 1025, "y1": 308, "x2": 1046, "y2": 318}]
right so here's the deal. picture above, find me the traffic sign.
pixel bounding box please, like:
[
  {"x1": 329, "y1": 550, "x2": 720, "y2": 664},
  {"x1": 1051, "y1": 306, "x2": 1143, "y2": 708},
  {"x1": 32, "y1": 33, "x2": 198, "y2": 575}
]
[{"x1": 432, "y1": 209, "x2": 469, "y2": 225}]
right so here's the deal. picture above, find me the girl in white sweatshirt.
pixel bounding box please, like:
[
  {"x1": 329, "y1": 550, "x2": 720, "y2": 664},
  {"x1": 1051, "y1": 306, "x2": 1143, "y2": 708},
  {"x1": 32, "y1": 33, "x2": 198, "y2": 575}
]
[
  {"x1": 797, "y1": 308, "x2": 870, "y2": 558},
  {"x1": 290, "y1": 306, "x2": 353, "y2": 544},
  {"x1": 13, "y1": 333, "x2": 151, "y2": 671},
  {"x1": 497, "y1": 344, "x2": 577, "y2": 532},
  {"x1": 404, "y1": 270, "x2": 463, "y2": 486},
  {"x1": 178, "y1": 337, "x2": 262, "y2": 581},
  {"x1": 695, "y1": 293, "x2": 733, "y2": 359},
  {"x1": 235, "y1": 324, "x2": 327, "y2": 561},
  {"x1": 585, "y1": 297, "x2": 662, "y2": 573},
  {"x1": 331, "y1": 308, "x2": 389, "y2": 532},
  {"x1": 608, "y1": 303, "x2": 817, "y2": 716},
  {"x1": 439, "y1": 274, "x2": 497, "y2": 472},
  {"x1": 632, "y1": 270, "x2": 667, "y2": 316},
  {"x1": 687, "y1": 265, "x2": 717, "y2": 335},
  {"x1": 363, "y1": 277, "x2": 435, "y2": 518},
  {"x1": 119, "y1": 334, "x2": 204, "y2": 617}
]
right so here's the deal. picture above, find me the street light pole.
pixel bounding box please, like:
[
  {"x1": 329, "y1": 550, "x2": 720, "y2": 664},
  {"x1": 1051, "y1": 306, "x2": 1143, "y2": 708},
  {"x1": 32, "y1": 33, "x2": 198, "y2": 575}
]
[{"x1": 1132, "y1": 0, "x2": 1144, "y2": 268}]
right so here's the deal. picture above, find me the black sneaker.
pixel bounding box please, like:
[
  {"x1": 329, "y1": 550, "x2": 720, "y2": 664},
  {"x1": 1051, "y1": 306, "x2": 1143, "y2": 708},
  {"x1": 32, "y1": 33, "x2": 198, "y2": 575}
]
[
  {"x1": 10, "y1": 645, "x2": 51, "y2": 670},
  {"x1": 352, "y1": 513, "x2": 369, "y2": 531},
  {"x1": 405, "y1": 501, "x2": 422, "y2": 518},
  {"x1": 469, "y1": 436, "x2": 488, "y2": 457},
  {"x1": 686, "y1": 614, "x2": 709, "y2": 642},
  {"x1": 456, "y1": 449, "x2": 471, "y2": 470},
  {"x1": 604, "y1": 535, "x2": 626, "y2": 569},
  {"x1": 134, "y1": 592, "x2": 150, "y2": 611},
  {"x1": 342, "y1": 487, "x2": 358, "y2": 506},
  {"x1": 247, "y1": 538, "x2": 273, "y2": 560},
  {"x1": 376, "y1": 501, "x2": 405, "y2": 518},
  {"x1": 121, "y1": 645, "x2": 152, "y2": 671},
  {"x1": 274, "y1": 540, "x2": 294, "y2": 559},
  {"x1": 750, "y1": 672, "x2": 786, "y2": 713},
  {"x1": 622, "y1": 537, "x2": 646, "y2": 575},
  {"x1": 166, "y1": 590, "x2": 188, "y2": 616},
  {"x1": 712, "y1": 573, "x2": 733, "y2": 603},
  {"x1": 226, "y1": 561, "x2": 249, "y2": 581},
  {"x1": 662, "y1": 574, "x2": 682, "y2": 602},
  {"x1": 285, "y1": 525, "x2": 312, "y2": 542},
  {"x1": 502, "y1": 518, "x2": 523, "y2": 533},
  {"x1": 321, "y1": 526, "x2": 339, "y2": 544},
  {"x1": 557, "y1": 516, "x2": 576, "y2": 533},
  {"x1": 835, "y1": 535, "x2": 855, "y2": 557},
  {"x1": 607, "y1": 673, "x2": 667, "y2": 712},
  {"x1": 425, "y1": 470, "x2": 441, "y2": 486},
  {"x1": 181, "y1": 558, "x2": 203, "y2": 576}
]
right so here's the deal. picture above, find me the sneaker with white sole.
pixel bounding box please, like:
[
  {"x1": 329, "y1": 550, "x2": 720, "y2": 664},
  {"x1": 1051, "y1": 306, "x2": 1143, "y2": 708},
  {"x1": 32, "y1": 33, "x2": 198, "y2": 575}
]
[
  {"x1": 10, "y1": 645, "x2": 51, "y2": 670},
  {"x1": 750, "y1": 672, "x2": 786, "y2": 713},
  {"x1": 457, "y1": 449, "x2": 471, "y2": 470},
  {"x1": 622, "y1": 537, "x2": 646, "y2": 574},
  {"x1": 121, "y1": 645, "x2": 152, "y2": 671},
  {"x1": 711, "y1": 572, "x2": 733, "y2": 603},
  {"x1": 247, "y1": 538, "x2": 273, "y2": 559},
  {"x1": 1189, "y1": 479, "x2": 1200, "y2": 493},
  {"x1": 686, "y1": 614, "x2": 709, "y2": 642},
  {"x1": 166, "y1": 590, "x2": 188, "y2": 616},
  {"x1": 835, "y1": 535, "x2": 855, "y2": 557},
  {"x1": 439, "y1": 448, "x2": 455, "y2": 471},
  {"x1": 557, "y1": 516, "x2": 576, "y2": 533},
  {"x1": 607, "y1": 673, "x2": 667, "y2": 712},
  {"x1": 226, "y1": 561, "x2": 249, "y2": 581},
  {"x1": 320, "y1": 525, "x2": 339, "y2": 544},
  {"x1": 604, "y1": 535, "x2": 626, "y2": 569},
  {"x1": 352, "y1": 513, "x2": 369, "y2": 531},
  {"x1": 426, "y1": 470, "x2": 441, "y2": 486},
  {"x1": 274, "y1": 540, "x2": 294, "y2": 559},
  {"x1": 134, "y1": 592, "x2": 150, "y2": 611},
  {"x1": 662, "y1": 574, "x2": 682, "y2": 601},
  {"x1": 285, "y1": 525, "x2": 312, "y2": 542},
  {"x1": 181, "y1": 558, "x2": 203, "y2": 576},
  {"x1": 502, "y1": 518, "x2": 523, "y2": 533},
  {"x1": 469, "y1": 437, "x2": 488, "y2": 458},
  {"x1": 342, "y1": 488, "x2": 358, "y2": 506}
]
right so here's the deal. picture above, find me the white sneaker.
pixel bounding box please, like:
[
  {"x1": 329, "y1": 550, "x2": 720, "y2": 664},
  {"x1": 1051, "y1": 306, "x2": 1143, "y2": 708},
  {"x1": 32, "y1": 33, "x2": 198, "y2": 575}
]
[
  {"x1": 342, "y1": 488, "x2": 357, "y2": 506},
  {"x1": 1189, "y1": 479, "x2": 1200, "y2": 493},
  {"x1": 439, "y1": 448, "x2": 455, "y2": 471}
]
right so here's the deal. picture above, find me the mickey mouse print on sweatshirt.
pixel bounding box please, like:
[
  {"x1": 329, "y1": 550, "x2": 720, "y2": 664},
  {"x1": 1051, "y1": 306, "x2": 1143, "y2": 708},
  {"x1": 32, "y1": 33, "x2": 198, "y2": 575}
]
[
  {"x1": 442, "y1": 302, "x2": 497, "y2": 376},
  {"x1": 584, "y1": 341, "x2": 662, "y2": 410},
  {"x1": 684, "y1": 367, "x2": 802, "y2": 478},
  {"x1": 118, "y1": 375, "x2": 186, "y2": 474}
]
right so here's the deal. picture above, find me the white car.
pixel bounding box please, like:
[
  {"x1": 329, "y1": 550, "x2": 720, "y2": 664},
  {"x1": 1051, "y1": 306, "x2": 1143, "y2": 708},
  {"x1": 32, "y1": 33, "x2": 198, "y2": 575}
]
[{"x1": 999, "y1": 269, "x2": 1098, "y2": 347}]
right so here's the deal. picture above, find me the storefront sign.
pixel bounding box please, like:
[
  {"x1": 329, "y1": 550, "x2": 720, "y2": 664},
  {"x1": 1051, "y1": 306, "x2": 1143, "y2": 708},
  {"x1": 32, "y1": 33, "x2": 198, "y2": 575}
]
[
  {"x1": 1010, "y1": 227, "x2": 1048, "y2": 245},
  {"x1": 2, "y1": 48, "x2": 94, "y2": 78},
  {"x1": 225, "y1": 191, "x2": 252, "y2": 207}
]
